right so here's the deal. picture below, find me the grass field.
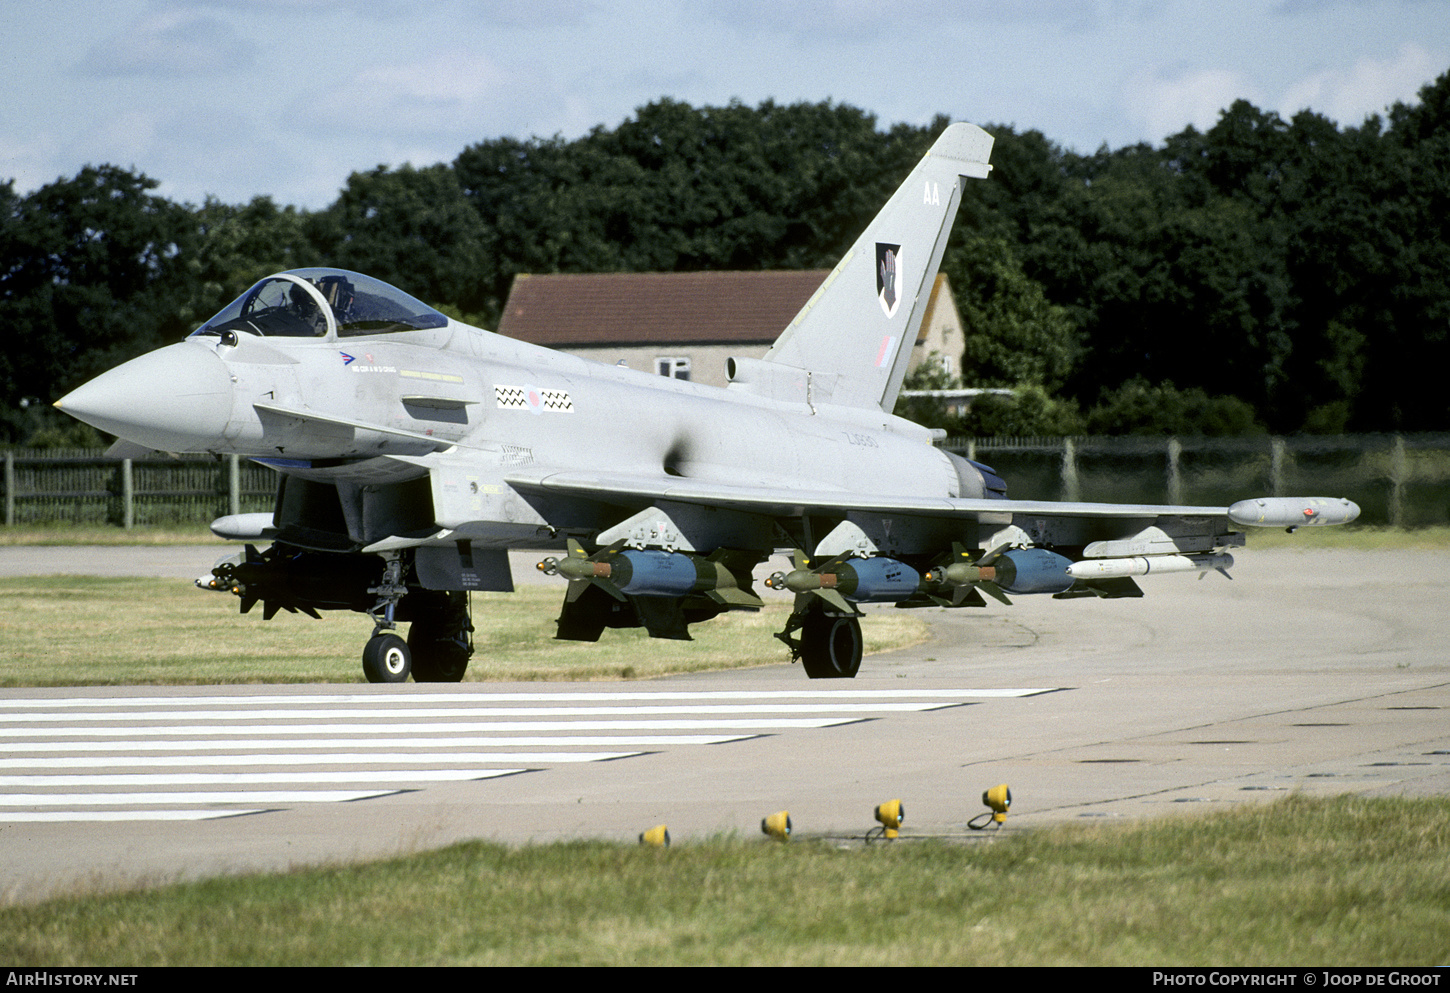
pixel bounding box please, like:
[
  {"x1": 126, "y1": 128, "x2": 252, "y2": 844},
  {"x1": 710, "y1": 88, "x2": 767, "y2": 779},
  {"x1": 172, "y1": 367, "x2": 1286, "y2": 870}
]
[
  {"x1": 0, "y1": 524, "x2": 220, "y2": 546},
  {"x1": 1237, "y1": 523, "x2": 1450, "y2": 550},
  {"x1": 0, "y1": 576, "x2": 927, "y2": 684},
  {"x1": 1, "y1": 794, "x2": 1445, "y2": 966}
]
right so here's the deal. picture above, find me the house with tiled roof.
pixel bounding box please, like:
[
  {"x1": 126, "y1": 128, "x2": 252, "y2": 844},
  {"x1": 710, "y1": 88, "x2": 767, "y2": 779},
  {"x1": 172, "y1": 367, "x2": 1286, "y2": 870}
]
[{"x1": 495, "y1": 270, "x2": 964, "y2": 389}]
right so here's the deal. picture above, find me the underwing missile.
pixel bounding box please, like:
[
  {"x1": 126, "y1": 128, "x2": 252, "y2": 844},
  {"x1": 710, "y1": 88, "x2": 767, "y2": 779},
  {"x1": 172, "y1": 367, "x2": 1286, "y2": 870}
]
[{"x1": 1067, "y1": 553, "x2": 1234, "y2": 580}]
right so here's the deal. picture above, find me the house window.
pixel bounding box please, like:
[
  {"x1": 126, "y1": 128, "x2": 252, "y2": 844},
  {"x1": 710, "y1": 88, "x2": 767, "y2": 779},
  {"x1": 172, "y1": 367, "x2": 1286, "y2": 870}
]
[{"x1": 656, "y1": 356, "x2": 691, "y2": 381}]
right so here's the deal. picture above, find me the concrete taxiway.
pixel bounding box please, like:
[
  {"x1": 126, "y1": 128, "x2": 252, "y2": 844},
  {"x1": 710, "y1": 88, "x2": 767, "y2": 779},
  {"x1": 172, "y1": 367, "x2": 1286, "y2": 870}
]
[{"x1": 0, "y1": 543, "x2": 1446, "y2": 904}]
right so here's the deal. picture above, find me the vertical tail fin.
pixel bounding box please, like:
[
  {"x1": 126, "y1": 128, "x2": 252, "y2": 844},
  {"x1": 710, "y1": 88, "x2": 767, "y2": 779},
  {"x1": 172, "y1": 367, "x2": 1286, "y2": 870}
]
[{"x1": 760, "y1": 123, "x2": 993, "y2": 411}]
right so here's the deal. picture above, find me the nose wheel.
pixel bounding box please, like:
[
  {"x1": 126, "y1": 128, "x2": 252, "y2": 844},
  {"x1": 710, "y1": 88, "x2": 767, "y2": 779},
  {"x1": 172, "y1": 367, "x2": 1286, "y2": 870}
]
[
  {"x1": 363, "y1": 633, "x2": 411, "y2": 683},
  {"x1": 362, "y1": 552, "x2": 412, "y2": 683}
]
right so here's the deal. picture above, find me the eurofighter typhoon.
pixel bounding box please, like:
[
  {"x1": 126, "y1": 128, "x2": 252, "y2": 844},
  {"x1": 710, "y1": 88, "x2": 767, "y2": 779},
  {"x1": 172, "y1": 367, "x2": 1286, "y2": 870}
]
[{"x1": 55, "y1": 124, "x2": 1359, "y2": 682}]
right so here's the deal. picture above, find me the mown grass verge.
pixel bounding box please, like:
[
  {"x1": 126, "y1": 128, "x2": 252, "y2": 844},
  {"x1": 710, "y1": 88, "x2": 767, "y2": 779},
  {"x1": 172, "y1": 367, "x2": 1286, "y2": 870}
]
[
  {"x1": 1, "y1": 794, "x2": 1445, "y2": 965},
  {"x1": 0, "y1": 576, "x2": 925, "y2": 685},
  {"x1": 1242, "y1": 524, "x2": 1450, "y2": 550},
  {"x1": 0, "y1": 525, "x2": 218, "y2": 546}
]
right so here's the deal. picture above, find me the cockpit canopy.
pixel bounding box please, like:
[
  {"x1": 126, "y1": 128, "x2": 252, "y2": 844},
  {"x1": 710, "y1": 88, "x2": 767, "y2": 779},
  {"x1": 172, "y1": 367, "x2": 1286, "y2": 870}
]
[{"x1": 191, "y1": 268, "x2": 449, "y2": 340}]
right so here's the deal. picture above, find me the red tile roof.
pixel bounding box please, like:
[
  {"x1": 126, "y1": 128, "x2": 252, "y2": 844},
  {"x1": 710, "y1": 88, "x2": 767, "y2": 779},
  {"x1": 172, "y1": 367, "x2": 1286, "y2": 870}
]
[{"x1": 495, "y1": 271, "x2": 830, "y2": 347}]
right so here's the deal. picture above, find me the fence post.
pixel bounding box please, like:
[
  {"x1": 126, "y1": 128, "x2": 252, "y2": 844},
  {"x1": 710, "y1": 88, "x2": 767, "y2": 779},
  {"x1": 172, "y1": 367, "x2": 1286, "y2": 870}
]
[
  {"x1": 1269, "y1": 437, "x2": 1285, "y2": 497},
  {"x1": 228, "y1": 455, "x2": 241, "y2": 517},
  {"x1": 121, "y1": 458, "x2": 135, "y2": 529},
  {"x1": 1390, "y1": 434, "x2": 1406, "y2": 528},
  {"x1": 1166, "y1": 437, "x2": 1183, "y2": 505},
  {"x1": 1061, "y1": 437, "x2": 1080, "y2": 502},
  {"x1": 4, "y1": 451, "x2": 13, "y2": 526}
]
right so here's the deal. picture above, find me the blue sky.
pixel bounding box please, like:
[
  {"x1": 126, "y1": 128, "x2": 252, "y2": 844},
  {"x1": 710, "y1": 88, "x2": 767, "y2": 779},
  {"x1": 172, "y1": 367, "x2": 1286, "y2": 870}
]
[{"x1": 4, "y1": 0, "x2": 1447, "y2": 209}]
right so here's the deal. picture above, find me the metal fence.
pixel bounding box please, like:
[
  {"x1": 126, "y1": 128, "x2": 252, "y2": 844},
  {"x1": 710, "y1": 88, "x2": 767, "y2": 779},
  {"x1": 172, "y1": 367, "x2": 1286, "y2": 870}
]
[
  {"x1": 2, "y1": 450, "x2": 276, "y2": 527},
  {"x1": 3, "y1": 434, "x2": 1448, "y2": 529},
  {"x1": 944, "y1": 433, "x2": 1450, "y2": 528}
]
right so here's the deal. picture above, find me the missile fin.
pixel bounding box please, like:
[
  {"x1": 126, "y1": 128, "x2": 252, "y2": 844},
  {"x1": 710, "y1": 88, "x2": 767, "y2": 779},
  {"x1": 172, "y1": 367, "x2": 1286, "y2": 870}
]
[
  {"x1": 951, "y1": 586, "x2": 988, "y2": 608},
  {"x1": 814, "y1": 588, "x2": 857, "y2": 615},
  {"x1": 980, "y1": 581, "x2": 1012, "y2": 606}
]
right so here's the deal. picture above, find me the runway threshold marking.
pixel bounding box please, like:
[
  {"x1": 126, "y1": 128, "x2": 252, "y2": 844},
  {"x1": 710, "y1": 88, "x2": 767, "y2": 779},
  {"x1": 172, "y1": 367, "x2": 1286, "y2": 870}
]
[
  {"x1": 0, "y1": 687, "x2": 1047, "y2": 823},
  {"x1": 0, "y1": 770, "x2": 535, "y2": 787},
  {"x1": 0, "y1": 735, "x2": 751, "y2": 752},
  {"x1": 0, "y1": 702, "x2": 978, "y2": 722},
  {"x1": 0, "y1": 689, "x2": 1058, "y2": 708},
  {"x1": 0, "y1": 810, "x2": 269, "y2": 823},
  {"x1": 0, "y1": 718, "x2": 881, "y2": 738},
  {"x1": 0, "y1": 752, "x2": 644, "y2": 769},
  {"x1": 0, "y1": 790, "x2": 407, "y2": 806}
]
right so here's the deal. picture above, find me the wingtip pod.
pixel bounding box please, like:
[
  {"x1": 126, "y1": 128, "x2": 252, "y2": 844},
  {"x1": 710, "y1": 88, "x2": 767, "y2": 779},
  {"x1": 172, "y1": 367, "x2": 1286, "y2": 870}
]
[{"x1": 1228, "y1": 497, "x2": 1361, "y2": 528}]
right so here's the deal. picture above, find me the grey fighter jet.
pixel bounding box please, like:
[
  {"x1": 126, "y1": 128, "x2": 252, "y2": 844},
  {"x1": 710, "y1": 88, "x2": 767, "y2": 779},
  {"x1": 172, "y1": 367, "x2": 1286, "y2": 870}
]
[{"x1": 55, "y1": 123, "x2": 1359, "y2": 683}]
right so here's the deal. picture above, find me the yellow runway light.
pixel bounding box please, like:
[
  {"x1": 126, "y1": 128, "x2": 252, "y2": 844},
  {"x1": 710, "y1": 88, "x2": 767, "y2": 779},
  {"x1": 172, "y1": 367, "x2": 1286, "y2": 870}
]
[
  {"x1": 970, "y1": 783, "x2": 1012, "y2": 830},
  {"x1": 761, "y1": 810, "x2": 792, "y2": 841},
  {"x1": 872, "y1": 798, "x2": 905, "y2": 840}
]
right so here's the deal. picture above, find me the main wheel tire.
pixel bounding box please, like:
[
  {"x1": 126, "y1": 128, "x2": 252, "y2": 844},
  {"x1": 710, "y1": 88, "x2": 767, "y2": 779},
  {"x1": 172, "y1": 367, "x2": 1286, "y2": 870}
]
[
  {"x1": 363, "y1": 633, "x2": 411, "y2": 683},
  {"x1": 408, "y1": 621, "x2": 470, "y2": 683},
  {"x1": 799, "y1": 611, "x2": 862, "y2": 679}
]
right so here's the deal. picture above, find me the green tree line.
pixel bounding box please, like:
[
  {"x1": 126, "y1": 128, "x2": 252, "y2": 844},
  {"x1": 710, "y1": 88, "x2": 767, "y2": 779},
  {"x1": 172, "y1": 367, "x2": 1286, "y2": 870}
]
[{"x1": 5, "y1": 76, "x2": 1450, "y2": 444}]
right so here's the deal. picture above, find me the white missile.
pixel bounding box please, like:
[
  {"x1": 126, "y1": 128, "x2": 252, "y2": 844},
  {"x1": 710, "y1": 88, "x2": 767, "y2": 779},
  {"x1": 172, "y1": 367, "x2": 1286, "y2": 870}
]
[{"x1": 1067, "y1": 553, "x2": 1234, "y2": 580}]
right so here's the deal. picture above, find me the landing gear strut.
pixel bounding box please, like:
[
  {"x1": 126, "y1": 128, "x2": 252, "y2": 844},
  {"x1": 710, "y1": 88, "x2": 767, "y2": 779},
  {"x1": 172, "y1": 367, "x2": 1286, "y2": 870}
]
[
  {"x1": 777, "y1": 603, "x2": 863, "y2": 679},
  {"x1": 363, "y1": 553, "x2": 411, "y2": 684}
]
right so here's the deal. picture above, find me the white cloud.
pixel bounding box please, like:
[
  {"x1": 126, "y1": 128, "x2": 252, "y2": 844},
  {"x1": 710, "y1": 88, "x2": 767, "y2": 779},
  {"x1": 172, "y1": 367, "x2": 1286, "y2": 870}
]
[
  {"x1": 702, "y1": 0, "x2": 1107, "y2": 40},
  {"x1": 1279, "y1": 41, "x2": 1444, "y2": 124},
  {"x1": 1123, "y1": 66, "x2": 1261, "y2": 141},
  {"x1": 93, "y1": 110, "x2": 161, "y2": 165},
  {"x1": 301, "y1": 47, "x2": 568, "y2": 154},
  {"x1": 81, "y1": 10, "x2": 257, "y2": 77},
  {"x1": 0, "y1": 131, "x2": 63, "y2": 192}
]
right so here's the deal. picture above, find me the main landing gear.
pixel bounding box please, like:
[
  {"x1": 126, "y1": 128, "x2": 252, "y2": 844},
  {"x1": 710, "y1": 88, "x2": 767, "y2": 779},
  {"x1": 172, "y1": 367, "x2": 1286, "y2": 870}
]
[
  {"x1": 776, "y1": 602, "x2": 863, "y2": 679},
  {"x1": 405, "y1": 594, "x2": 474, "y2": 682}
]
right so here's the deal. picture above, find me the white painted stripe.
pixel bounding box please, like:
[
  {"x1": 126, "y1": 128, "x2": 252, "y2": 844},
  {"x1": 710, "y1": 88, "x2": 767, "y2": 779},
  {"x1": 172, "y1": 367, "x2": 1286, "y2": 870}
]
[
  {"x1": 0, "y1": 752, "x2": 638, "y2": 769},
  {"x1": 0, "y1": 718, "x2": 860, "y2": 737},
  {"x1": 0, "y1": 810, "x2": 268, "y2": 823},
  {"x1": 0, "y1": 702, "x2": 959, "y2": 722},
  {"x1": 0, "y1": 790, "x2": 403, "y2": 805},
  {"x1": 0, "y1": 688, "x2": 1057, "y2": 708},
  {"x1": 0, "y1": 734, "x2": 753, "y2": 752},
  {"x1": 0, "y1": 769, "x2": 528, "y2": 787}
]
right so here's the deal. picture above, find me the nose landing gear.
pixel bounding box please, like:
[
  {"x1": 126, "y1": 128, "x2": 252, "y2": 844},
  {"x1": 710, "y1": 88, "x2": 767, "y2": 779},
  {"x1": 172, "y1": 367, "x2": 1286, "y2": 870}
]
[
  {"x1": 361, "y1": 554, "x2": 473, "y2": 684},
  {"x1": 363, "y1": 632, "x2": 412, "y2": 683}
]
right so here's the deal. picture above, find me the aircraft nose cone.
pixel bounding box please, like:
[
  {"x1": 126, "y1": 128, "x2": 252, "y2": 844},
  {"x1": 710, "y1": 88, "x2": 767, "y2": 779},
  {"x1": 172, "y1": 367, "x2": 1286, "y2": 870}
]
[{"x1": 55, "y1": 342, "x2": 233, "y2": 452}]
